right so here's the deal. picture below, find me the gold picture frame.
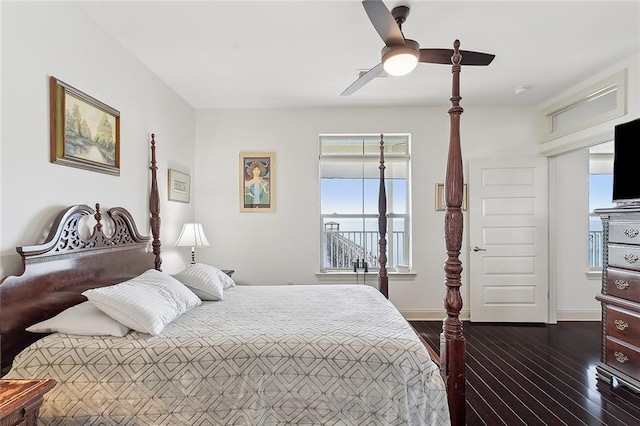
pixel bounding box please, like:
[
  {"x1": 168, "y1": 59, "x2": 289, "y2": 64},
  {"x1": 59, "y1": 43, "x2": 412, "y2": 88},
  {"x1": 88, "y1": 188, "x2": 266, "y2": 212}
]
[
  {"x1": 435, "y1": 183, "x2": 467, "y2": 211},
  {"x1": 240, "y1": 151, "x2": 275, "y2": 213},
  {"x1": 168, "y1": 169, "x2": 190, "y2": 203},
  {"x1": 50, "y1": 76, "x2": 120, "y2": 175}
]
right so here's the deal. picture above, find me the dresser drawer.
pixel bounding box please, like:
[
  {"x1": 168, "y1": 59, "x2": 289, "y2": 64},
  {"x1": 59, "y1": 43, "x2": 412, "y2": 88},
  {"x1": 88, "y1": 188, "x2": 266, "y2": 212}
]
[
  {"x1": 608, "y1": 244, "x2": 640, "y2": 271},
  {"x1": 606, "y1": 305, "x2": 640, "y2": 344},
  {"x1": 606, "y1": 268, "x2": 640, "y2": 301},
  {"x1": 610, "y1": 222, "x2": 640, "y2": 245},
  {"x1": 606, "y1": 338, "x2": 640, "y2": 379}
]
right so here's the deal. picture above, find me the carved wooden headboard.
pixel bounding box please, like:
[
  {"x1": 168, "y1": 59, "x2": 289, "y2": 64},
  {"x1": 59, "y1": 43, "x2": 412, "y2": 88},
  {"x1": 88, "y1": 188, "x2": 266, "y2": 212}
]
[
  {"x1": 0, "y1": 136, "x2": 162, "y2": 375},
  {"x1": 0, "y1": 204, "x2": 155, "y2": 374}
]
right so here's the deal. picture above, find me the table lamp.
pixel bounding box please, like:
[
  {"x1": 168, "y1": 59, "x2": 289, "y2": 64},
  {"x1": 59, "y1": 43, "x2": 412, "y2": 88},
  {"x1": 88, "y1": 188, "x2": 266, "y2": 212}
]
[{"x1": 175, "y1": 223, "x2": 210, "y2": 265}]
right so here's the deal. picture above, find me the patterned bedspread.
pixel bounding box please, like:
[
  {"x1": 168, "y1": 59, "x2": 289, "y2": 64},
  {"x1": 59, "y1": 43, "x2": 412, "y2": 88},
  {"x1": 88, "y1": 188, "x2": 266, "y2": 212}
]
[{"x1": 6, "y1": 285, "x2": 450, "y2": 425}]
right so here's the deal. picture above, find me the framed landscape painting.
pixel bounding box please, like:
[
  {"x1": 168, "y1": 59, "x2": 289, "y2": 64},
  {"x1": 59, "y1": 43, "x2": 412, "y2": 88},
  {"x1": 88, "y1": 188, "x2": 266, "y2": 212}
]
[
  {"x1": 240, "y1": 151, "x2": 275, "y2": 212},
  {"x1": 50, "y1": 76, "x2": 120, "y2": 176}
]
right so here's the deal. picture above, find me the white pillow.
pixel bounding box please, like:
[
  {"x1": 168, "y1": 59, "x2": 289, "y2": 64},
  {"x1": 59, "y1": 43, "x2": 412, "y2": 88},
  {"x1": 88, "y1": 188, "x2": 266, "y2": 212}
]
[
  {"x1": 220, "y1": 269, "x2": 236, "y2": 290},
  {"x1": 82, "y1": 269, "x2": 201, "y2": 335},
  {"x1": 173, "y1": 263, "x2": 235, "y2": 300},
  {"x1": 26, "y1": 301, "x2": 130, "y2": 337}
]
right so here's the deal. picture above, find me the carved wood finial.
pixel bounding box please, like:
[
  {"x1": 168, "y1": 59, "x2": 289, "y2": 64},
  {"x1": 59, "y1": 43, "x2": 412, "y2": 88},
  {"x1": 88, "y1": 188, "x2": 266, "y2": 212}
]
[
  {"x1": 449, "y1": 40, "x2": 463, "y2": 111},
  {"x1": 94, "y1": 203, "x2": 103, "y2": 232},
  {"x1": 452, "y1": 39, "x2": 462, "y2": 67}
]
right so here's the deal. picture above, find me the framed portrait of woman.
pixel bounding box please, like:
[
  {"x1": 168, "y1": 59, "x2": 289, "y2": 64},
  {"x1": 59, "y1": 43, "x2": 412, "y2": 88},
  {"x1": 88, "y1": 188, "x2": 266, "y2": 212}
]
[{"x1": 239, "y1": 151, "x2": 275, "y2": 213}]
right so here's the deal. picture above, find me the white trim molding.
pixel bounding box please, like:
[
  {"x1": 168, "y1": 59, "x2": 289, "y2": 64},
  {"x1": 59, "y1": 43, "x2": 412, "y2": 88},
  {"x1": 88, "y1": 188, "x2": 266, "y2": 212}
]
[
  {"x1": 585, "y1": 269, "x2": 603, "y2": 280},
  {"x1": 556, "y1": 309, "x2": 601, "y2": 321}
]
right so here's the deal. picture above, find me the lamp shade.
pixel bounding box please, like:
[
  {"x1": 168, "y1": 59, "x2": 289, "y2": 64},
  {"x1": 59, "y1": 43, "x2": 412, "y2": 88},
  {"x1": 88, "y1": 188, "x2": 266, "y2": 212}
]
[{"x1": 175, "y1": 223, "x2": 210, "y2": 247}]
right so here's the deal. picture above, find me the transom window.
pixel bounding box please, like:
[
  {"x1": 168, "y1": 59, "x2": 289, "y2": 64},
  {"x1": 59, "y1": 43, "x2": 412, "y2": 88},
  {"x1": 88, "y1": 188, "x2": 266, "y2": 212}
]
[{"x1": 319, "y1": 134, "x2": 411, "y2": 271}]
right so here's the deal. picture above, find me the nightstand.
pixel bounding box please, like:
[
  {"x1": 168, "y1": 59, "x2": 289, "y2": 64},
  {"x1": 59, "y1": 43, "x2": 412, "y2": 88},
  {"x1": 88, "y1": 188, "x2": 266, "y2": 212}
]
[
  {"x1": 0, "y1": 379, "x2": 56, "y2": 426},
  {"x1": 222, "y1": 270, "x2": 235, "y2": 277}
]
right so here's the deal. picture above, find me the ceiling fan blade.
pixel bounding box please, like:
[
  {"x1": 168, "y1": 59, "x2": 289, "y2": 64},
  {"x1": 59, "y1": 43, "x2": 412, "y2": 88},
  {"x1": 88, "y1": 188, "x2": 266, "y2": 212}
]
[
  {"x1": 341, "y1": 63, "x2": 384, "y2": 96},
  {"x1": 362, "y1": 0, "x2": 405, "y2": 47},
  {"x1": 419, "y1": 48, "x2": 496, "y2": 66}
]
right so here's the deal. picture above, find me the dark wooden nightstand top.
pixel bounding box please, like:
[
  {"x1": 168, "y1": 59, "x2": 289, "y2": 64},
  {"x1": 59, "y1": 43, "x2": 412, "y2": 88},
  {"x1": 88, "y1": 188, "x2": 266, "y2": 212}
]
[{"x1": 0, "y1": 379, "x2": 56, "y2": 426}]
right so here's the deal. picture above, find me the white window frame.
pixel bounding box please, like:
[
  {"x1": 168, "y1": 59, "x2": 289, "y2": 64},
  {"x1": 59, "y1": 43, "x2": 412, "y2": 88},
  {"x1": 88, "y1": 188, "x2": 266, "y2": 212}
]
[
  {"x1": 318, "y1": 133, "x2": 411, "y2": 272},
  {"x1": 587, "y1": 143, "x2": 614, "y2": 278}
]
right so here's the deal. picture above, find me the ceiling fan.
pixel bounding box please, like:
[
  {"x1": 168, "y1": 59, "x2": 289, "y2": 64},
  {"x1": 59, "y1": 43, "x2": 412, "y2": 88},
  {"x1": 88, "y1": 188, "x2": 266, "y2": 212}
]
[{"x1": 341, "y1": 0, "x2": 495, "y2": 96}]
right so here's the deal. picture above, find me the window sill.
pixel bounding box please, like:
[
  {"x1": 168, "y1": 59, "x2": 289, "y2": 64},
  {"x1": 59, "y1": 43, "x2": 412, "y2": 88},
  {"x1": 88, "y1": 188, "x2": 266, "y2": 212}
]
[
  {"x1": 585, "y1": 269, "x2": 603, "y2": 280},
  {"x1": 316, "y1": 271, "x2": 416, "y2": 281}
]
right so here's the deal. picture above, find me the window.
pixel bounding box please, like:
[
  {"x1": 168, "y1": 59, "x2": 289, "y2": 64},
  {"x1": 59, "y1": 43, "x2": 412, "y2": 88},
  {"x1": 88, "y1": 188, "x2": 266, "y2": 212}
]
[
  {"x1": 538, "y1": 70, "x2": 626, "y2": 145},
  {"x1": 319, "y1": 134, "x2": 410, "y2": 271},
  {"x1": 588, "y1": 142, "x2": 615, "y2": 269}
]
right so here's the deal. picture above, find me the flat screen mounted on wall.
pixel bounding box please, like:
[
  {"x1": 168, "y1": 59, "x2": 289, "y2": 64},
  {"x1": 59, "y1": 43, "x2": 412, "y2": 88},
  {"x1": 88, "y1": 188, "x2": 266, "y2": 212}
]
[{"x1": 613, "y1": 117, "x2": 640, "y2": 204}]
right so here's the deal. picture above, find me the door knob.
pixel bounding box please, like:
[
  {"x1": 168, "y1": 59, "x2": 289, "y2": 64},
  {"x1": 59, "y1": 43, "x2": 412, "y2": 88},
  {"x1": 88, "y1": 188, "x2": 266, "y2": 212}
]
[{"x1": 473, "y1": 246, "x2": 486, "y2": 252}]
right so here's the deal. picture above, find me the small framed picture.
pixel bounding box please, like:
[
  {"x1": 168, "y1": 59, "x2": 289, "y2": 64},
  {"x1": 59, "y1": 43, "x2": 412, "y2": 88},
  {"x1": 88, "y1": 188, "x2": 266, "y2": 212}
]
[
  {"x1": 240, "y1": 151, "x2": 275, "y2": 212},
  {"x1": 168, "y1": 169, "x2": 190, "y2": 203},
  {"x1": 50, "y1": 76, "x2": 120, "y2": 175},
  {"x1": 436, "y1": 183, "x2": 467, "y2": 211}
]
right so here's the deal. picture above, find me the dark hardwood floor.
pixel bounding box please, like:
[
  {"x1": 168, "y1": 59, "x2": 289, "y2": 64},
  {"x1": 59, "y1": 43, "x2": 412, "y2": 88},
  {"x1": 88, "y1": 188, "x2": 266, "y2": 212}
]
[{"x1": 411, "y1": 321, "x2": 640, "y2": 426}]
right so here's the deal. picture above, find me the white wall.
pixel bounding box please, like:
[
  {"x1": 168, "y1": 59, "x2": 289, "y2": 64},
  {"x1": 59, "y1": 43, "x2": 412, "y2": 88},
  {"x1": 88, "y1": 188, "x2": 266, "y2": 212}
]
[
  {"x1": 194, "y1": 105, "x2": 538, "y2": 317},
  {"x1": 551, "y1": 149, "x2": 603, "y2": 319},
  {"x1": 0, "y1": 2, "x2": 196, "y2": 277}
]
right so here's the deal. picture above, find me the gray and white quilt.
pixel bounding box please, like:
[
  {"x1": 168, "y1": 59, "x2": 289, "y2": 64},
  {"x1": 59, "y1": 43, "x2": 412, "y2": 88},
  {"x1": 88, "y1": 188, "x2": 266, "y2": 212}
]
[{"x1": 6, "y1": 285, "x2": 450, "y2": 425}]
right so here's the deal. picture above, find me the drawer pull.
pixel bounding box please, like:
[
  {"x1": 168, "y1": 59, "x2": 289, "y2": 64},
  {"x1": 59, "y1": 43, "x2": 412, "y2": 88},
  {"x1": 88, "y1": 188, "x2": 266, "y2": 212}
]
[
  {"x1": 615, "y1": 279, "x2": 630, "y2": 290},
  {"x1": 614, "y1": 319, "x2": 629, "y2": 331},
  {"x1": 623, "y1": 254, "x2": 639, "y2": 264},
  {"x1": 625, "y1": 228, "x2": 640, "y2": 238},
  {"x1": 614, "y1": 351, "x2": 629, "y2": 364}
]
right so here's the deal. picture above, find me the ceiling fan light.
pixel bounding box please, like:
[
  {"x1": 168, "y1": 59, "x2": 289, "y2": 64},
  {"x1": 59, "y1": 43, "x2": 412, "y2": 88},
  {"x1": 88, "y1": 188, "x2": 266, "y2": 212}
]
[{"x1": 381, "y1": 41, "x2": 420, "y2": 77}]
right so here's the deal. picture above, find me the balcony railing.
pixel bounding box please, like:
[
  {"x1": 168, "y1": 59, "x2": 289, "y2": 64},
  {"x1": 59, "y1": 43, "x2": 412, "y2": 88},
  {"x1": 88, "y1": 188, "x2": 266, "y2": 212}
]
[
  {"x1": 589, "y1": 230, "x2": 603, "y2": 268},
  {"x1": 325, "y1": 229, "x2": 603, "y2": 270},
  {"x1": 323, "y1": 230, "x2": 405, "y2": 270}
]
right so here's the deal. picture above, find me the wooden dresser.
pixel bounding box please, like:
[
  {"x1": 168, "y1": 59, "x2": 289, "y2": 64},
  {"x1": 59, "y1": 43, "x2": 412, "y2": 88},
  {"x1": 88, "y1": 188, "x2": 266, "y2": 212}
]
[
  {"x1": 595, "y1": 206, "x2": 640, "y2": 391},
  {"x1": 0, "y1": 379, "x2": 56, "y2": 426}
]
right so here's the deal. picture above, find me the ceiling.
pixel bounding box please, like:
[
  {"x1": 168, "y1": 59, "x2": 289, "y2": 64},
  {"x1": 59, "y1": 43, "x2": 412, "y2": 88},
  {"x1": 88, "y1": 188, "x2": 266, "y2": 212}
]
[{"x1": 80, "y1": 1, "x2": 640, "y2": 109}]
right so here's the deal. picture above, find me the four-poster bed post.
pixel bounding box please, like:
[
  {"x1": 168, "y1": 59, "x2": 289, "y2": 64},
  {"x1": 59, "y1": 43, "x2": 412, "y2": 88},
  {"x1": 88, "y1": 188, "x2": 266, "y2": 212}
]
[
  {"x1": 378, "y1": 134, "x2": 389, "y2": 299},
  {"x1": 442, "y1": 39, "x2": 467, "y2": 426},
  {"x1": 374, "y1": 40, "x2": 469, "y2": 425},
  {"x1": 149, "y1": 133, "x2": 162, "y2": 272}
]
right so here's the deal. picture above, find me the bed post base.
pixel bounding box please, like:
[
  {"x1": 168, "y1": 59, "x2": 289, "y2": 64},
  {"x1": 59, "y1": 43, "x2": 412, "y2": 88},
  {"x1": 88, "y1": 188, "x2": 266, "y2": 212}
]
[{"x1": 441, "y1": 39, "x2": 466, "y2": 426}]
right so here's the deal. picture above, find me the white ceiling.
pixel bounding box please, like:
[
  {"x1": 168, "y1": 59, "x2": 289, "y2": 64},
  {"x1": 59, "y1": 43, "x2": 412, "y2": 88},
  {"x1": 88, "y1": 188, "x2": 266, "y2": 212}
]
[{"x1": 80, "y1": 1, "x2": 640, "y2": 109}]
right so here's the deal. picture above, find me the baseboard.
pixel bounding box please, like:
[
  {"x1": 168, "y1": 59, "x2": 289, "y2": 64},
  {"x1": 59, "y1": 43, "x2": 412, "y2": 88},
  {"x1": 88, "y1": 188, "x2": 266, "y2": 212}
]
[
  {"x1": 402, "y1": 309, "x2": 599, "y2": 322},
  {"x1": 401, "y1": 309, "x2": 470, "y2": 321},
  {"x1": 556, "y1": 310, "x2": 601, "y2": 321}
]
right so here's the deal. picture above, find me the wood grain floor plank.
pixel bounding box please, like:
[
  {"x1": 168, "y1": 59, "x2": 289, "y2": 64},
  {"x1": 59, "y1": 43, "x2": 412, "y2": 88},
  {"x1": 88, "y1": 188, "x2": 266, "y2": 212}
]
[{"x1": 411, "y1": 321, "x2": 640, "y2": 426}]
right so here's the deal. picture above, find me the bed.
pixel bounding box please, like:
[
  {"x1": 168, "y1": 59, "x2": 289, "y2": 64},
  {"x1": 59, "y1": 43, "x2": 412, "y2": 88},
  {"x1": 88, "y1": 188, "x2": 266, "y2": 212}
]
[
  {"x1": 1, "y1": 43, "x2": 469, "y2": 425},
  {"x1": 5, "y1": 284, "x2": 448, "y2": 425}
]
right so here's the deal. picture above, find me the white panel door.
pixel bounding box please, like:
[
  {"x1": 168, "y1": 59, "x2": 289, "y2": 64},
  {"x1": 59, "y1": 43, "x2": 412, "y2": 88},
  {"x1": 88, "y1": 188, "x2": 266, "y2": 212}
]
[{"x1": 469, "y1": 157, "x2": 549, "y2": 322}]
